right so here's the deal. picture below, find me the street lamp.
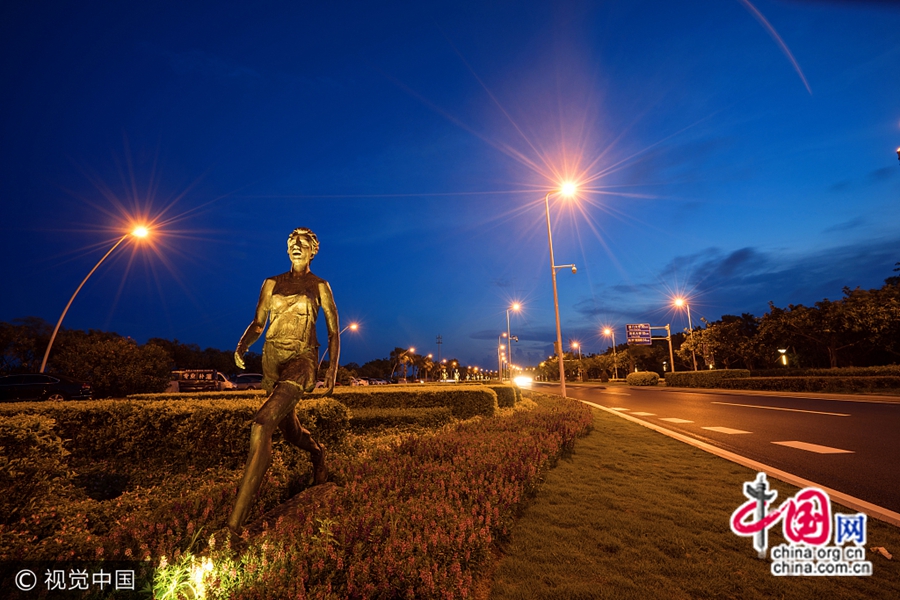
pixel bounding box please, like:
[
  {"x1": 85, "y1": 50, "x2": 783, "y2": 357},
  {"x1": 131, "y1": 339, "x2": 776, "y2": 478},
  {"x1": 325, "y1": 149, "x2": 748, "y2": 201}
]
[
  {"x1": 506, "y1": 302, "x2": 521, "y2": 381},
  {"x1": 674, "y1": 297, "x2": 698, "y2": 371},
  {"x1": 319, "y1": 322, "x2": 359, "y2": 368},
  {"x1": 778, "y1": 348, "x2": 788, "y2": 366},
  {"x1": 602, "y1": 327, "x2": 618, "y2": 380},
  {"x1": 571, "y1": 341, "x2": 583, "y2": 381},
  {"x1": 40, "y1": 225, "x2": 150, "y2": 373},
  {"x1": 544, "y1": 183, "x2": 578, "y2": 397},
  {"x1": 390, "y1": 346, "x2": 415, "y2": 380}
]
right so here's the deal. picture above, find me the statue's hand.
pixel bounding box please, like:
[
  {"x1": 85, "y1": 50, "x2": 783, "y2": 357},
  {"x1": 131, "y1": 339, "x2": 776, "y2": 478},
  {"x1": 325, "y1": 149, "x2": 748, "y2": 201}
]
[
  {"x1": 234, "y1": 349, "x2": 246, "y2": 370},
  {"x1": 322, "y1": 367, "x2": 337, "y2": 396}
]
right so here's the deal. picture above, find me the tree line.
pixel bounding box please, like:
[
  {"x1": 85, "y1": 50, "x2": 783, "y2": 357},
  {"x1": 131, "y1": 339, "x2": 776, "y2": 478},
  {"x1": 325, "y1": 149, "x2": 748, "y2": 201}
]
[
  {"x1": 537, "y1": 269, "x2": 900, "y2": 379},
  {"x1": 0, "y1": 319, "x2": 474, "y2": 397}
]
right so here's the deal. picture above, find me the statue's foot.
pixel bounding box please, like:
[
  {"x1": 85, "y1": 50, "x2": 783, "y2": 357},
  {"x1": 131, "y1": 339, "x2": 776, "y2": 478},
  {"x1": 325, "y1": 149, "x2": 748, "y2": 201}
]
[
  {"x1": 210, "y1": 524, "x2": 248, "y2": 558},
  {"x1": 311, "y1": 443, "x2": 328, "y2": 486}
]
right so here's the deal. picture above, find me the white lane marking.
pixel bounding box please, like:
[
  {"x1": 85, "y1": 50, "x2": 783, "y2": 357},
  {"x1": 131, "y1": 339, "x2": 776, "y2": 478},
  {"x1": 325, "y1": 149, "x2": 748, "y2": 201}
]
[
  {"x1": 631, "y1": 412, "x2": 656, "y2": 416},
  {"x1": 711, "y1": 401, "x2": 850, "y2": 417},
  {"x1": 772, "y1": 441, "x2": 853, "y2": 454},
  {"x1": 609, "y1": 407, "x2": 630, "y2": 411},
  {"x1": 659, "y1": 418, "x2": 693, "y2": 423},
  {"x1": 702, "y1": 426, "x2": 752, "y2": 435},
  {"x1": 578, "y1": 399, "x2": 900, "y2": 528}
]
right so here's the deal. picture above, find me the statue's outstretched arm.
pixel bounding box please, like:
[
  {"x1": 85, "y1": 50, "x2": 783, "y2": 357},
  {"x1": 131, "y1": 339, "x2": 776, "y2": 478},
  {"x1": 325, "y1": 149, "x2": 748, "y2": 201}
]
[
  {"x1": 319, "y1": 280, "x2": 340, "y2": 395},
  {"x1": 235, "y1": 279, "x2": 274, "y2": 369}
]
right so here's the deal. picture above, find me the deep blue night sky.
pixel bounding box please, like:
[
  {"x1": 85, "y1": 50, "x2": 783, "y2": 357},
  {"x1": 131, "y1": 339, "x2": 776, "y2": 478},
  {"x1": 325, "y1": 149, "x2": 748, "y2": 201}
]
[{"x1": 2, "y1": 0, "x2": 899, "y2": 370}]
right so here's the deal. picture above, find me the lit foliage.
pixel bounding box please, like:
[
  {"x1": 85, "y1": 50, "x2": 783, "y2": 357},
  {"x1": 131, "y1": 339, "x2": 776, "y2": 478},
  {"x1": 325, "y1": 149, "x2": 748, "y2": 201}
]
[{"x1": 193, "y1": 394, "x2": 592, "y2": 599}]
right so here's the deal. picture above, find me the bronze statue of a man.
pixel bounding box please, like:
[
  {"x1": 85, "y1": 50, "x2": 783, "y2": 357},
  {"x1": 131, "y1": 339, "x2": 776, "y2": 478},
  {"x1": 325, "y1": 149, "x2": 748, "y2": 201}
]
[{"x1": 228, "y1": 227, "x2": 339, "y2": 533}]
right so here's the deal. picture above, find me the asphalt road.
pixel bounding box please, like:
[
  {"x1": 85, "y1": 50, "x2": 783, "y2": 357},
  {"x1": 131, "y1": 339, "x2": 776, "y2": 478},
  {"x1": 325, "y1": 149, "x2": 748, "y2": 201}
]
[{"x1": 530, "y1": 382, "x2": 900, "y2": 516}]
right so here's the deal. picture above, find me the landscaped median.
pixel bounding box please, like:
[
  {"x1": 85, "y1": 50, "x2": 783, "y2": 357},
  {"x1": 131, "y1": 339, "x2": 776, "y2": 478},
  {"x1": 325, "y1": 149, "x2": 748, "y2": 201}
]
[
  {"x1": 663, "y1": 366, "x2": 900, "y2": 395},
  {"x1": 0, "y1": 386, "x2": 588, "y2": 599}
]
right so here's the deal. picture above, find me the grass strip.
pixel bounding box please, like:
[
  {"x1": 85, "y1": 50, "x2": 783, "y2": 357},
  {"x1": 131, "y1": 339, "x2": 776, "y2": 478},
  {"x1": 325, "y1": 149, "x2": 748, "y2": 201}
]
[{"x1": 487, "y1": 405, "x2": 900, "y2": 600}]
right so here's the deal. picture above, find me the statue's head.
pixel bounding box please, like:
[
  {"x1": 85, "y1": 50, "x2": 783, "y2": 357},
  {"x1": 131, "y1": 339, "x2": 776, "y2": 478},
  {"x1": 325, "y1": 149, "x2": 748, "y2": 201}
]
[{"x1": 287, "y1": 228, "x2": 320, "y2": 261}]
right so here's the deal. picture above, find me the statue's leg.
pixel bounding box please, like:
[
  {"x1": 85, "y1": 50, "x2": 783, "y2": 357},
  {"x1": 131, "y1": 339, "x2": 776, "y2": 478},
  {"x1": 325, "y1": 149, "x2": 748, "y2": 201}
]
[
  {"x1": 227, "y1": 382, "x2": 301, "y2": 532},
  {"x1": 279, "y1": 410, "x2": 328, "y2": 485},
  {"x1": 275, "y1": 350, "x2": 327, "y2": 485}
]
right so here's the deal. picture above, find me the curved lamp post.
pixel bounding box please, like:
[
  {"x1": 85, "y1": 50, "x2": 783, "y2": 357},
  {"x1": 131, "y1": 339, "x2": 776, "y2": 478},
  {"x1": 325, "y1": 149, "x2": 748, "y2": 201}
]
[
  {"x1": 603, "y1": 327, "x2": 618, "y2": 380},
  {"x1": 544, "y1": 183, "x2": 578, "y2": 397},
  {"x1": 319, "y1": 322, "x2": 358, "y2": 368},
  {"x1": 674, "y1": 297, "x2": 698, "y2": 371},
  {"x1": 40, "y1": 226, "x2": 149, "y2": 373},
  {"x1": 391, "y1": 346, "x2": 415, "y2": 380}
]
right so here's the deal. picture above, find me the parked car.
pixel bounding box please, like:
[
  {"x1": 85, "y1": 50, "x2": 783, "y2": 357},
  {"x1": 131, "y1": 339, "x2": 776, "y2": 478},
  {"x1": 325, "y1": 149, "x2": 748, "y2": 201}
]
[
  {"x1": 233, "y1": 373, "x2": 264, "y2": 390},
  {"x1": 170, "y1": 370, "x2": 235, "y2": 392},
  {"x1": 0, "y1": 373, "x2": 93, "y2": 402},
  {"x1": 350, "y1": 377, "x2": 368, "y2": 386}
]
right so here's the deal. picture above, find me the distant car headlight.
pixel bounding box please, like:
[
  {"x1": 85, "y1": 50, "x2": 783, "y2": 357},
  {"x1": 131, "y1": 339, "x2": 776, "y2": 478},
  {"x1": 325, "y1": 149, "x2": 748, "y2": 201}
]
[{"x1": 513, "y1": 375, "x2": 533, "y2": 386}]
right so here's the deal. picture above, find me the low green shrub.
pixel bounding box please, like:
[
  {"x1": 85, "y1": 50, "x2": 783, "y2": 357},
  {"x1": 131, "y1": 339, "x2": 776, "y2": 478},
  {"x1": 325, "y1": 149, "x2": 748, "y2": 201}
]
[
  {"x1": 664, "y1": 369, "x2": 750, "y2": 388},
  {"x1": 331, "y1": 386, "x2": 498, "y2": 419},
  {"x1": 750, "y1": 365, "x2": 900, "y2": 378},
  {"x1": 128, "y1": 390, "x2": 266, "y2": 401},
  {"x1": 626, "y1": 372, "x2": 659, "y2": 386},
  {"x1": 0, "y1": 397, "x2": 350, "y2": 471},
  {"x1": 719, "y1": 376, "x2": 900, "y2": 393},
  {"x1": 0, "y1": 414, "x2": 72, "y2": 526},
  {"x1": 485, "y1": 384, "x2": 517, "y2": 408},
  {"x1": 349, "y1": 407, "x2": 455, "y2": 430}
]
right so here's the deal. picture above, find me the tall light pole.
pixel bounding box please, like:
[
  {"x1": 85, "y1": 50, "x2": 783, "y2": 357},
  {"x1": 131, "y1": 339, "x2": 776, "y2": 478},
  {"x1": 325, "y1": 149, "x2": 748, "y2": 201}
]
[
  {"x1": 506, "y1": 302, "x2": 520, "y2": 381},
  {"x1": 40, "y1": 225, "x2": 149, "y2": 373},
  {"x1": 674, "y1": 298, "x2": 698, "y2": 371},
  {"x1": 571, "y1": 341, "x2": 583, "y2": 382},
  {"x1": 603, "y1": 327, "x2": 618, "y2": 380},
  {"x1": 544, "y1": 183, "x2": 578, "y2": 397},
  {"x1": 498, "y1": 333, "x2": 507, "y2": 381}
]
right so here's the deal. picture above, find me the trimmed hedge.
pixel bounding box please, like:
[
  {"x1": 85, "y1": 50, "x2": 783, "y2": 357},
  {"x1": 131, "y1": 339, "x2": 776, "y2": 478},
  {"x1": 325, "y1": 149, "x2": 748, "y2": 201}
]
[
  {"x1": 750, "y1": 365, "x2": 900, "y2": 378},
  {"x1": 134, "y1": 386, "x2": 499, "y2": 419},
  {"x1": 626, "y1": 372, "x2": 659, "y2": 386},
  {"x1": 128, "y1": 390, "x2": 266, "y2": 401},
  {"x1": 719, "y1": 376, "x2": 900, "y2": 394},
  {"x1": 485, "y1": 384, "x2": 518, "y2": 408},
  {"x1": 0, "y1": 414, "x2": 72, "y2": 526},
  {"x1": 349, "y1": 407, "x2": 455, "y2": 430},
  {"x1": 0, "y1": 397, "x2": 350, "y2": 470},
  {"x1": 330, "y1": 385, "x2": 498, "y2": 419},
  {"x1": 664, "y1": 370, "x2": 750, "y2": 388}
]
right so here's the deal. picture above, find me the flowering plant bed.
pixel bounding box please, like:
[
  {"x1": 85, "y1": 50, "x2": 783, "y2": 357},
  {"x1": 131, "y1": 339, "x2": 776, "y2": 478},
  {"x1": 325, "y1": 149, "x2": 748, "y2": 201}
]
[{"x1": 1, "y1": 392, "x2": 591, "y2": 599}]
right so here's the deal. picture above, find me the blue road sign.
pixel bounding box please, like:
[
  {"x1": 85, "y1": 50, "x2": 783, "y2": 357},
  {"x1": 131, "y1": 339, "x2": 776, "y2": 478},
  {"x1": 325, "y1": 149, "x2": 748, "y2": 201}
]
[{"x1": 626, "y1": 323, "x2": 652, "y2": 345}]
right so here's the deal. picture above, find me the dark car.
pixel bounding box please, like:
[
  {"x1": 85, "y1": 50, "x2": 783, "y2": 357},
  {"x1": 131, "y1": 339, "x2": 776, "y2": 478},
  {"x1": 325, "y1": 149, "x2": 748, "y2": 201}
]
[
  {"x1": 0, "y1": 373, "x2": 93, "y2": 402},
  {"x1": 232, "y1": 373, "x2": 264, "y2": 390}
]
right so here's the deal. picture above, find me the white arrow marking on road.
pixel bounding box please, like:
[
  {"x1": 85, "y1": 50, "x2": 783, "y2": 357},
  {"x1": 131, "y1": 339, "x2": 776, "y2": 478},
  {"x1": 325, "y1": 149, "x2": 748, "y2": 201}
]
[
  {"x1": 711, "y1": 401, "x2": 850, "y2": 417},
  {"x1": 660, "y1": 418, "x2": 694, "y2": 423},
  {"x1": 772, "y1": 441, "x2": 853, "y2": 454},
  {"x1": 702, "y1": 426, "x2": 752, "y2": 435}
]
